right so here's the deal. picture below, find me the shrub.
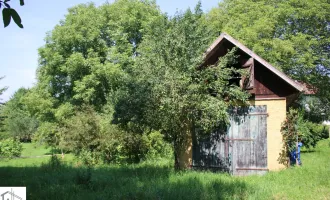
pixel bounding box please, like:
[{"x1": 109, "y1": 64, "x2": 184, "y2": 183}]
[
  {"x1": 279, "y1": 109, "x2": 299, "y2": 166},
  {"x1": 60, "y1": 106, "x2": 173, "y2": 165},
  {"x1": 143, "y1": 131, "x2": 173, "y2": 161},
  {"x1": 0, "y1": 138, "x2": 22, "y2": 158},
  {"x1": 297, "y1": 120, "x2": 329, "y2": 149},
  {"x1": 33, "y1": 122, "x2": 59, "y2": 147},
  {"x1": 318, "y1": 125, "x2": 329, "y2": 139},
  {"x1": 77, "y1": 150, "x2": 102, "y2": 166}
]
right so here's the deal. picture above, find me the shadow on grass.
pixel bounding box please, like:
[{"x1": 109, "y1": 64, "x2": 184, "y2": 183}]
[
  {"x1": 44, "y1": 148, "x2": 65, "y2": 156},
  {"x1": 301, "y1": 150, "x2": 317, "y2": 154},
  {"x1": 0, "y1": 158, "x2": 248, "y2": 200}
]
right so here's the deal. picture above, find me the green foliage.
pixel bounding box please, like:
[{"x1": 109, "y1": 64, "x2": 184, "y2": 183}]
[
  {"x1": 6, "y1": 0, "x2": 329, "y2": 172},
  {"x1": 143, "y1": 131, "x2": 173, "y2": 161},
  {"x1": 59, "y1": 106, "x2": 171, "y2": 165},
  {"x1": 0, "y1": 138, "x2": 22, "y2": 157},
  {"x1": 279, "y1": 109, "x2": 299, "y2": 166},
  {"x1": 280, "y1": 109, "x2": 327, "y2": 165},
  {"x1": 76, "y1": 150, "x2": 102, "y2": 166},
  {"x1": 297, "y1": 119, "x2": 329, "y2": 149},
  {"x1": 59, "y1": 106, "x2": 102, "y2": 159},
  {"x1": 113, "y1": 6, "x2": 249, "y2": 168},
  {"x1": 299, "y1": 95, "x2": 326, "y2": 123},
  {"x1": 1, "y1": 0, "x2": 24, "y2": 28},
  {"x1": 2, "y1": 88, "x2": 39, "y2": 142},
  {"x1": 30, "y1": 1, "x2": 165, "y2": 155},
  {"x1": 0, "y1": 77, "x2": 7, "y2": 133},
  {"x1": 4, "y1": 108, "x2": 38, "y2": 142},
  {"x1": 36, "y1": 0, "x2": 161, "y2": 110},
  {"x1": 207, "y1": 0, "x2": 330, "y2": 117},
  {"x1": 33, "y1": 122, "x2": 59, "y2": 148}
]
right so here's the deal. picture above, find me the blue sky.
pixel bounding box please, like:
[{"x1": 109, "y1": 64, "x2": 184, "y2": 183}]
[{"x1": 0, "y1": 0, "x2": 220, "y2": 101}]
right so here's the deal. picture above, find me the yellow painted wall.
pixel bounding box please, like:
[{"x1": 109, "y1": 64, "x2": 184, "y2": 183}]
[{"x1": 249, "y1": 99, "x2": 287, "y2": 171}]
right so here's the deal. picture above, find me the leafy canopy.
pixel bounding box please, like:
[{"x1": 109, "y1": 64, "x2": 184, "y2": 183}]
[
  {"x1": 37, "y1": 1, "x2": 161, "y2": 110},
  {"x1": 2, "y1": 88, "x2": 38, "y2": 142},
  {"x1": 113, "y1": 5, "x2": 250, "y2": 168},
  {"x1": 207, "y1": 0, "x2": 330, "y2": 117}
]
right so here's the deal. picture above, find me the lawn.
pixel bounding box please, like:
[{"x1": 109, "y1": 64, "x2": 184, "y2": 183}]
[
  {"x1": 20, "y1": 143, "x2": 52, "y2": 157},
  {"x1": 0, "y1": 140, "x2": 329, "y2": 200}
]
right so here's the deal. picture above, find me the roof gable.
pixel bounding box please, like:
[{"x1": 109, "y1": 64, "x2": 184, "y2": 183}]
[{"x1": 204, "y1": 33, "x2": 303, "y2": 92}]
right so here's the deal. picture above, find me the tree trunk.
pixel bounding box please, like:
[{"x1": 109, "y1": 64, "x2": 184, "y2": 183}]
[{"x1": 173, "y1": 123, "x2": 193, "y2": 170}]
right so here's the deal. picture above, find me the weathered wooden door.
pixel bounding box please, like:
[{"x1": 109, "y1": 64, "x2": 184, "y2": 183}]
[
  {"x1": 192, "y1": 105, "x2": 268, "y2": 175},
  {"x1": 228, "y1": 106, "x2": 268, "y2": 175}
]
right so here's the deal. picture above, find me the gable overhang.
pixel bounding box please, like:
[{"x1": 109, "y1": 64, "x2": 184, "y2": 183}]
[{"x1": 204, "y1": 33, "x2": 304, "y2": 93}]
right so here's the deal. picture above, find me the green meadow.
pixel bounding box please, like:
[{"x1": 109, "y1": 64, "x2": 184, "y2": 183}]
[{"x1": 0, "y1": 140, "x2": 329, "y2": 200}]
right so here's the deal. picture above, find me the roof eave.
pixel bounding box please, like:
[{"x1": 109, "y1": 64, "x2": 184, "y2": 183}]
[{"x1": 204, "y1": 33, "x2": 304, "y2": 92}]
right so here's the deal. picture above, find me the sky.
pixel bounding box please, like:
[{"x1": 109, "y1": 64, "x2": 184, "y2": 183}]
[{"x1": 0, "y1": 0, "x2": 220, "y2": 102}]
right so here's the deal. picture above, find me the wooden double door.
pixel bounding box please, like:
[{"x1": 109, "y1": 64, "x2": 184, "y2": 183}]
[{"x1": 192, "y1": 105, "x2": 268, "y2": 175}]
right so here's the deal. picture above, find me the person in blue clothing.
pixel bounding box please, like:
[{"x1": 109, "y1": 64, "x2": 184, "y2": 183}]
[
  {"x1": 297, "y1": 140, "x2": 303, "y2": 165},
  {"x1": 290, "y1": 139, "x2": 303, "y2": 166}
]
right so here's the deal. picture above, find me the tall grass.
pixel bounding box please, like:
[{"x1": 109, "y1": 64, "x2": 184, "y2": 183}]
[{"x1": 0, "y1": 140, "x2": 329, "y2": 199}]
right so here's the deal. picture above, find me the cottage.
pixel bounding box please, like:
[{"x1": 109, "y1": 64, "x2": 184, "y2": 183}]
[{"x1": 189, "y1": 33, "x2": 304, "y2": 175}]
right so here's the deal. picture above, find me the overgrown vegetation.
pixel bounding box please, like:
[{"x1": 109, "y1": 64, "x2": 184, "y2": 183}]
[
  {"x1": 1, "y1": 0, "x2": 329, "y2": 172},
  {"x1": 0, "y1": 139, "x2": 329, "y2": 199},
  {"x1": 0, "y1": 77, "x2": 8, "y2": 135},
  {"x1": 207, "y1": 0, "x2": 330, "y2": 113},
  {"x1": 0, "y1": 138, "x2": 22, "y2": 157},
  {"x1": 2, "y1": 88, "x2": 38, "y2": 142},
  {"x1": 279, "y1": 109, "x2": 329, "y2": 166}
]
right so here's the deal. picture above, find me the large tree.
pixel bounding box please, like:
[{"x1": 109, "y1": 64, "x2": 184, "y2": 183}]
[
  {"x1": 113, "y1": 5, "x2": 250, "y2": 169},
  {"x1": 207, "y1": 0, "x2": 330, "y2": 117},
  {"x1": 2, "y1": 88, "x2": 38, "y2": 142},
  {"x1": 37, "y1": 0, "x2": 161, "y2": 110},
  {"x1": 33, "y1": 0, "x2": 163, "y2": 148},
  {"x1": 0, "y1": 76, "x2": 8, "y2": 134}
]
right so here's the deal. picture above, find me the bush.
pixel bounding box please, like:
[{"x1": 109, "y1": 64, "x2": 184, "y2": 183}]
[
  {"x1": 59, "y1": 106, "x2": 173, "y2": 165},
  {"x1": 77, "y1": 150, "x2": 102, "y2": 166},
  {"x1": 0, "y1": 138, "x2": 22, "y2": 158},
  {"x1": 279, "y1": 109, "x2": 327, "y2": 165},
  {"x1": 143, "y1": 131, "x2": 173, "y2": 161},
  {"x1": 298, "y1": 120, "x2": 329, "y2": 149},
  {"x1": 319, "y1": 125, "x2": 329, "y2": 139}
]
